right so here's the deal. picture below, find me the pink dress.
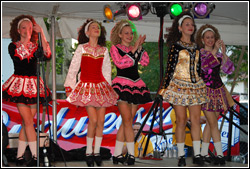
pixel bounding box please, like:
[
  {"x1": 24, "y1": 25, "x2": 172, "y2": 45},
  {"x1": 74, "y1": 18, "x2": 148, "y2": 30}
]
[{"x1": 110, "y1": 44, "x2": 152, "y2": 104}]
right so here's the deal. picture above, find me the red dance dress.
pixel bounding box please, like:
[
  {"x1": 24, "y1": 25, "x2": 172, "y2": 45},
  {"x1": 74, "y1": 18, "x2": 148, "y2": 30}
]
[
  {"x1": 64, "y1": 43, "x2": 118, "y2": 107},
  {"x1": 2, "y1": 41, "x2": 52, "y2": 105}
]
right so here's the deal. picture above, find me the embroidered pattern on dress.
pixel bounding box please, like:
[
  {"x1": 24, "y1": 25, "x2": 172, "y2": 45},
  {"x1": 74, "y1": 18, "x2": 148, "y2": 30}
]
[{"x1": 14, "y1": 41, "x2": 37, "y2": 62}]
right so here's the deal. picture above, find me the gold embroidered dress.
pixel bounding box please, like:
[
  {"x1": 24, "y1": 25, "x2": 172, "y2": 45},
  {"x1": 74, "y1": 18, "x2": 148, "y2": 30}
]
[{"x1": 159, "y1": 41, "x2": 209, "y2": 106}]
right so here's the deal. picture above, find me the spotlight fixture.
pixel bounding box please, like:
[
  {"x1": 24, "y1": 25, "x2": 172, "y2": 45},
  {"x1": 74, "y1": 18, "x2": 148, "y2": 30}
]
[
  {"x1": 168, "y1": 3, "x2": 183, "y2": 19},
  {"x1": 192, "y1": 2, "x2": 215, "y2": 19},
  {"x1": 103, "y1": 3, "x2": 126, "y2": 22},
  {"x1": 103, "y1": 2, "x2": 150, "y2": 22},
  {"x1": 126, "y1": 3, "x2": 142, "y2": 21}
]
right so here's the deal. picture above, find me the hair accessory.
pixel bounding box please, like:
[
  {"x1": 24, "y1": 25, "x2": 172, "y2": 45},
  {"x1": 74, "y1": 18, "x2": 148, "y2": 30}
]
[
  {"x1": 85, "y1": 21, "x2": 94, "y2": 38},
  {"x1": 119, "y1": 22, "x2": 130, "y2": 33},
  {"x1": 17, "y1": 18, "x2": 32, "y2": 29},
  {"x1": 201, "y1": 28, "x2": 215, "y2": 36},
  {"x1": 178, "y1": 15, "x2": 192, "y2": 26}
]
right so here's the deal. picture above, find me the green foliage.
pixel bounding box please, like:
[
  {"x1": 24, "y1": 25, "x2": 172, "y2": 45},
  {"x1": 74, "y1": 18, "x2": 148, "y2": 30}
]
[
  {"x1": 139, "y1": 42, "x2": 168, "y2": 92},
  {"x1": 222, "y1": 46, "x2": 248, "y2": 84}
]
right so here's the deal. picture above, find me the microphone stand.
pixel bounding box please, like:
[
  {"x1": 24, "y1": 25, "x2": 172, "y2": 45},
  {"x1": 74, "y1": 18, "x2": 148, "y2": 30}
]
[
  {"x1": 35, "y1": 32, "x2": 44, "y2": 167},
  {"x1": 134, "y1": 10, "x2": 166, "y2": 157}
]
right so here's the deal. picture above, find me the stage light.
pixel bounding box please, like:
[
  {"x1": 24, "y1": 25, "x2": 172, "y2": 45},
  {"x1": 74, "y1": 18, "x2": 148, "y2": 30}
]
[
  {"x1": 192, "y1": 2, "x2": 215, "y2": 19},
  {"x1": 103, "y1": 5, "x2": 113, "y2": 21},
  {"x1": 169, "y1": 3, "x2": 183, "y2": 18},
  {"x1": 126, "y1": 3, "x2": 142, "y2": 21},
  {"x1": 103, "y1": 3, "x2": 126, "y2": 22}
]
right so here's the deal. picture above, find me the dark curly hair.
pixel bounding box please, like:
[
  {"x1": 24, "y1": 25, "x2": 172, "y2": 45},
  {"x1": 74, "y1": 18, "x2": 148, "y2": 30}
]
[
  {"x1": 9, "y1": 15, "x2": 38, "y2": 43},
  {"x1": 166, "y1": 11, "x2": 196, "y2": 47},
  {"x1": 78, "y1": 19, "x2": 106, "y2": 46},
  {"x1": 195, "y1": 24, "x2": 220, "y2": 49}
]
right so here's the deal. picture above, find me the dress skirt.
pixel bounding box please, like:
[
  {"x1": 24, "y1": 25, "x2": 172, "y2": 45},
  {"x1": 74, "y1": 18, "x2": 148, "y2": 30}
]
[
  {"x1": 112, "y1": 77, "x2": 152, "y2": 105},
  {"x1": 66, "y1": 80, "x2": 118, "y2": 107},
  {"x1": 161, "y1": 78, "x2": 209, "y2": 106},
  {"x1": 202, "y1": 85, "x2": 235, "y2": 112},
  {"x1": 2, "y1": 74, "x2": 52, "y2": 105}
]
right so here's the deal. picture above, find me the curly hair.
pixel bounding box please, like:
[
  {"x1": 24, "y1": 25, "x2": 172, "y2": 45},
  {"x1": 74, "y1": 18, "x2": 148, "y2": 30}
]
[
  {"x1": 78, "y1": 19, "x2": 106, "y2": 46},
  {"x1": 166, "y1": 11, "x2": 196, "y2": 47},
  {"x1": 9, "y1": 15, "x2": 38, "y2": 43},
  {"x1": 110, "y1": 19, "x2": 138, "y2": 46},
  {"x1": 195, "y1": 24, "x2": 220, "y2": 49}
]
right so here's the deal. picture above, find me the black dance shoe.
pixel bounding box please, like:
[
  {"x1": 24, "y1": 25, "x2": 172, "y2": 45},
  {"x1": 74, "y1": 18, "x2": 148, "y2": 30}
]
[
  {"x1": 16, "y1": 156, "x2": 26, "y2": 166},
  {"x1": 126, "y1": 154, "x2": 135, "y2": 165},
  {"x1": 177, "y1": 155, "x2": 186, "y2": 166},
  {"x1": 214, "y1": 155, "x2": 226, "y2": 165},
  {"x1": 193, "y1": 154, "x2": 204, "y2": 166},
  {"x1": 86, "y1": 154, "x2": 94, "y2": 167},
  {"x1": 203, "y1": 155, "x2": 213, "y2": 163},
  {"x1": 113, "y1": 154, "x2": 126, "y2": 165},
  {"x1": 26, "y1": 156, "x2": 37, "y2": 167},
  {"x1": 93, "y1": 153, "x2": 103, "y2": 166}
]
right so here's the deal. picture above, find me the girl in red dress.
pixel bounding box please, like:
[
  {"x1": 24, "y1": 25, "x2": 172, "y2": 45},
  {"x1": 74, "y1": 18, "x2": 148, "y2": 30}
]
[{"x1": 64, "y1": 19, "x2": 118, "y2": 167}]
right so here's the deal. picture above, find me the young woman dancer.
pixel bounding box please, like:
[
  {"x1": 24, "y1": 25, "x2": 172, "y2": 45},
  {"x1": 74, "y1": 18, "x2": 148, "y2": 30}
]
[
  {"x1": 110, "y1": 19, "x2": 152, "y2": 165},
  {"x1": 2, "y1": 14, "x2": 51, "y2": 166},
  {"x1": 158, "y1": 12, "x2": 209, "y2": 166},
  {"x1": 196, "y1": 24, "x2": 235, "y2": 165},
  {"x1": 64, "y1": 19, "x2": 118, "y2": 167}
]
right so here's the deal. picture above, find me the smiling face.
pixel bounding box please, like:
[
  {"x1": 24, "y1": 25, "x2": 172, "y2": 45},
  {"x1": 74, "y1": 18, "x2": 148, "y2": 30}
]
[
  {"x1": 179, "y1": 18, "x2": 195, "y2": 36},
  {"x1": 119, "y1": 25, "x2": 133, "y2": 46},
  {"x1": 86, "y1": 22, "x2": 101, "y2": 38},
  {"x1": 202, "y1": 30, "x2": 215, "y2": 48},
  {"x1": 18, "y1": 20, "x2": 33, "y2": 40}
]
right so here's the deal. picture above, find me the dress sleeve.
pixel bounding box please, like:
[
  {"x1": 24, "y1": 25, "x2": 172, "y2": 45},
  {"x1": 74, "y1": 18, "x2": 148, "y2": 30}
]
[
  {"x1": 138, "y1": 47, "x2": 149, "y2": 66},
  {"x1": 110, "y1": 45, "x2": 135, "y2": 69},
  {"x1": 43, "y1": 42, "x2": 52, "y2": 60},
  {"x1": 200, "y1": 49, "x2": 220, "y2": 72},
  {"x1": 102, "y1": 48, "x2": 112, "y2": 85},
  {"x1": 64, "y1": 44, "x2": 82, "y2": 91},
  {"x1": 220, "y1": 54, "x2": 235, "y2": 74},
  {"x1": 161, "y1": 44, "x2": 178, "y2": 90},
  {"x1": 8, "y1": 43, "x2": 16, "y2": 59}
]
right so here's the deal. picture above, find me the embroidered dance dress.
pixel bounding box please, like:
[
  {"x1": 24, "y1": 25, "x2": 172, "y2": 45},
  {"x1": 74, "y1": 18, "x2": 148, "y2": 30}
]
[
  {"x1": 110, "y1": 44, "x2": 152, "y2": 104},
  {"x1": 64, "y1": 43, "x2": 118, "y2": 107},
  {"x1": 2, "y1": 41, "x2": 52, "y2": 105},
  {"x1": 200, "y1": 48, "x2": 235, "y2": 112},
  {"x1": 159, "y1": 41, "x2": 209, "y2": 106}
]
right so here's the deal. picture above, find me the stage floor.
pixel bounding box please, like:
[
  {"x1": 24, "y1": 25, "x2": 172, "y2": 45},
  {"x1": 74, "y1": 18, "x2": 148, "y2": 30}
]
[{"x1": 4, "y1": 156, "x2": 248, "y2": 168}]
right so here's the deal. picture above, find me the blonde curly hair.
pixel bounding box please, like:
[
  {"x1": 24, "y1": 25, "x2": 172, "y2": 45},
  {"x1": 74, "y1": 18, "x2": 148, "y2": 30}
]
[
  {"x1": 110, "y1": 19, "x2": 138, "y2": 46},
  {"x1": 196, "y1": 24, "x2": 220, "y2": 49}
]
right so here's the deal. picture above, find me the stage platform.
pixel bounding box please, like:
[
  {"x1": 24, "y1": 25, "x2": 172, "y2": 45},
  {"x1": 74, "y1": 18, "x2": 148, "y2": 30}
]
[{"x1": 4, "y1": 157, "x2": 248, "y2": 167}]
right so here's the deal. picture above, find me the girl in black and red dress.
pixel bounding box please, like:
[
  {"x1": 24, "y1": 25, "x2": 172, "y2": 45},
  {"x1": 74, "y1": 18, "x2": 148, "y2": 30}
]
[{"x1": 2, "y1": 15, "x2": 51, "y2": 166}]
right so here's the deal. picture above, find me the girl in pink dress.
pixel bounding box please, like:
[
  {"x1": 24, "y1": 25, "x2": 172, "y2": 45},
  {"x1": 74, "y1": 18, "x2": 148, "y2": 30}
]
[
  {"x1": 110, "y1": 19, "x2": 152, "y2": 165},
  {"x1": 64, "y1": 19, "x2": 118, "y2": 167}
]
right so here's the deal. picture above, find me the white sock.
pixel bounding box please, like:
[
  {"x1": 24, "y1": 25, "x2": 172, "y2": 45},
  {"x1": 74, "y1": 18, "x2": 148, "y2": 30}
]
[
  {"x1": 17, "y1": 140, "x2": 28, "y2": 158},
  {"x1": 114, "y1": 140, "x2": 124, "y2": 157},
  {"x1": 94, "y1": 136, "x2": 103, "y2": 154},
  {"x1": 28, "y1": 141, "x2": 37, "y2": 157},
  {"x1": 214, "y1": 142, "x2": 224, "y2": 157},
  {"x1": 177, "y1": 143, "x2": 185, "y2": 157},
  {"x1": 126, "y1": 142, "x2": 134, "y2": 156},
  {"x1": 86, "y1": 137, "x2": 94, "y2": 155},
  {"x1": 193, "y1": 141, "x2": 201, "y2": 156},
  {"x1": 201, "y1": 142, "x2": 210, "y2": 156}
]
